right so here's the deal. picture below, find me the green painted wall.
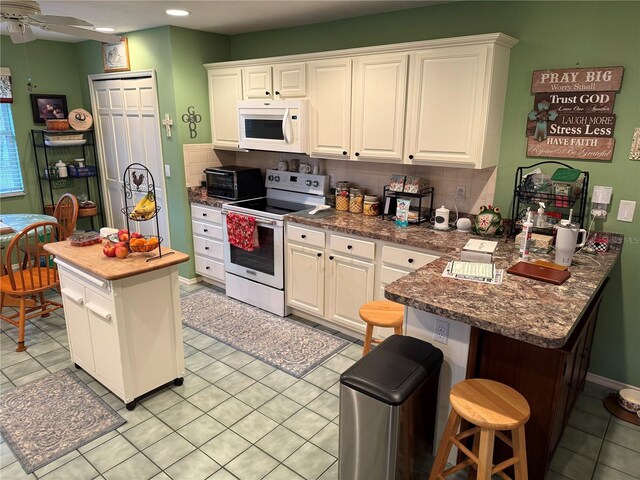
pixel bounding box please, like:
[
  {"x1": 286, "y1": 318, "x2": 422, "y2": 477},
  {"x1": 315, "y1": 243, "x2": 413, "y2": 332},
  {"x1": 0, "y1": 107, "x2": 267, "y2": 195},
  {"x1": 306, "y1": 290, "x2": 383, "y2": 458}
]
[
  {"x1": 0, "y1": 37, "x2": 84, "y2": 215},
  {"x1": 229, "y1": 1, "x2": 640, "y2": 386}
]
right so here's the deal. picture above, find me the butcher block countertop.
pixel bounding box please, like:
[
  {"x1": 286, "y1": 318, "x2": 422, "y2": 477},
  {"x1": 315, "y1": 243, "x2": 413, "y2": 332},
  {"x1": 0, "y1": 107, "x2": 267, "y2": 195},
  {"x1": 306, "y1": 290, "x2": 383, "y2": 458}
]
[
  {"x1": 44, "y1": 240, "x2": 189, "y2": 281},
  {"x1": 285, "y1": 209, "x2": 623, "y2": 348}
]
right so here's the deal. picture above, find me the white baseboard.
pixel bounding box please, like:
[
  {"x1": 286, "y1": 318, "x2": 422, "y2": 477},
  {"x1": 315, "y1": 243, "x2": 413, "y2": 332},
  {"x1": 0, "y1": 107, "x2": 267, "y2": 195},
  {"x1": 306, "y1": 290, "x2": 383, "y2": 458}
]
[
  {"x1": 178, "y1": 276, "x2": 200, "y2": 285},
  {"x1": 586, "y1": 372, "x2": 639, "y2": 391}
]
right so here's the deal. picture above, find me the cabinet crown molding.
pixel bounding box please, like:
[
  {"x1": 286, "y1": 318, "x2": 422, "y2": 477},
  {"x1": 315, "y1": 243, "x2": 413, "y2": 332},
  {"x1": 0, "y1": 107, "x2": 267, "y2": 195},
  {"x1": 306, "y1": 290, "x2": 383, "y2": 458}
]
[{"x1": 204, "y1": 33, "x2": 518, "y2": 70}]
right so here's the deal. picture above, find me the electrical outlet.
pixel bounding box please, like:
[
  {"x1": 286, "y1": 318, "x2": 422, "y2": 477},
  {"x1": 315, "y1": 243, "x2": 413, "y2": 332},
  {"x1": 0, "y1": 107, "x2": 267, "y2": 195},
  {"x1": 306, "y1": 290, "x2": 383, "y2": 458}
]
[
  {"x1": 455, "y1": 185, "x2": 466, "y2": 202},
  {"x1": 434, "y1": 319, "x2": 449, "y2": 345},
  {"x1": 617, "y1": 200, "x2": 636, "y2": 222}
]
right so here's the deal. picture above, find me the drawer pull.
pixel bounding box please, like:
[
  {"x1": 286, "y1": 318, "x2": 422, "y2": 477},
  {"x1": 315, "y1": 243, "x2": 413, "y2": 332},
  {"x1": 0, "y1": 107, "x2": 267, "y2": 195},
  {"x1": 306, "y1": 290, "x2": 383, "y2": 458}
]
[
  {"x1": 205, "y1": 246, "x2": 210, "y2": 250},
  {"x1": 408, "y1": 258, "x2": 414, "y2": 264},
  {"x1": 204, "y1": 228, "x2": 209, "y2": 233},
  {"x1": 86, "y1": 303, "x2": 112, "y2": 321},
  {"x1": 61, "y1": 288, "x2": 84, "y2": 306},
  {"x1": 347, "y1": 245, "x2": 353, "y2": 250},
  {"x1": 202, "y1": 213, "x2": 208, "y2": 217},
  {"x1": 301, "y1": 234, "x2": 306, "y2": 239},
  {"x1": 317, "y1": 252, "x2": 322, "y2": 257},
  {"x1": 329, "y1": 255, "x2": 334, "y2": 260},
  {"x1": 206, "y1": 266, "x2": 211, "y2": 270}
]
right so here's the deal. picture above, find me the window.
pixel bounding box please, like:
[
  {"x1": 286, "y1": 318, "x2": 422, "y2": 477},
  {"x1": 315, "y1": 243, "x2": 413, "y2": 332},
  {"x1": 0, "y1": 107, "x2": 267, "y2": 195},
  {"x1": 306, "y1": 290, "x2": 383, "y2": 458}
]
[{"x1": 0, "y1": 103, "x2": 24, "y2": 197}]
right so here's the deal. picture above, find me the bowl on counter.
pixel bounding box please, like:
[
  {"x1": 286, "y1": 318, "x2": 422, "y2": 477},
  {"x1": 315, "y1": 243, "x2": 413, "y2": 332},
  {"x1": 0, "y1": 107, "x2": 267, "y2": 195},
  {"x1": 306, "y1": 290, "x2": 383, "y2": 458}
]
[{"x1": 618, "y1": 388, "x2": 640, "y2": 413}]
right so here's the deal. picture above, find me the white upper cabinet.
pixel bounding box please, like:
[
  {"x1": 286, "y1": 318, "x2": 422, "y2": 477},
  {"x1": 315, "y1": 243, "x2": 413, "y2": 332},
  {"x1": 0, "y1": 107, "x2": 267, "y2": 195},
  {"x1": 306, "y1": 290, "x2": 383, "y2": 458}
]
[
  {"x1": 308, "y1": 58, "x2": 352, "y2": 159},
  {"x1": 243, "y1": 63, "x2": 306, "y2": 99},
  {"x1": 404, "y1": 42, "x2": 512, "y2": 169},
  {"x1": 208, "y1": 67, "x2": 243, "y2": 149},
  {"x1": 242, "y1": 65, "x2": 273, "y2": 99},
  {"x1": 273, "y1": 63, "x2": 307, "y2": 99},
  {"x1": 351, "y1": 53, "x2": 409, "y2": 163}
]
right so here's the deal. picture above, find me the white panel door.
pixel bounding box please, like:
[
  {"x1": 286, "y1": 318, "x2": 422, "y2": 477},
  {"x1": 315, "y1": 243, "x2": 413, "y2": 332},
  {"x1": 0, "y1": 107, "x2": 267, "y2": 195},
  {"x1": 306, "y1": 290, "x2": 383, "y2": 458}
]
[
  {"x1": 405, "y1": 45, "x2": 488, "y2": 166},
  {"x1": 273, "y1": 63, "x2": 307, "y2": 98},
  {"x1": 208, "y1": 68, "x2": 243, "y2": 149},
  {"x1": 351, "y1": 53, "x2": 408, "y2": 162},
  {"x1": 91, "y1": 75, "x2": 170, "y2": 242},
  {"x1": 327, "y1": 253, "x2": 374, "y2": 331},
  {"x1": 286, "y1": 243, "x2": 325, "y2": 316},
  {"x1": 308, "y1": 58, "x2": 352, "y2": 159},
  {"x1": 242, "y1": 65, "x2": 273, "y2": 99}
]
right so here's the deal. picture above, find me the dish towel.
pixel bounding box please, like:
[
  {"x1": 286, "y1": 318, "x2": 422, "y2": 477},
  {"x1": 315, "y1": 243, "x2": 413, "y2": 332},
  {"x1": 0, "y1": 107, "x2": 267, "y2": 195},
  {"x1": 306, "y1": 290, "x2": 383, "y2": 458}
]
[{"x1": 226, "y1": 212, "x2": 260, "y2": 252}]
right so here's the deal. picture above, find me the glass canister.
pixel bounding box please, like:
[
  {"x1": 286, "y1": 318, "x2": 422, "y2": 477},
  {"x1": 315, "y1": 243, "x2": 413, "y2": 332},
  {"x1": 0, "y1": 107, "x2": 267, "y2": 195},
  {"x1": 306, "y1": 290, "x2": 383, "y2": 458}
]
[
  {"x1": 349, "y1": 188, "x2": 365, "y2": 213},
  {"x1": 363, "y1": 195, "x2": 380, "y2": 216},
  {"x1": 336, "y1": 181, "x2": 350, "y2": 211},
  {"x1": 326, "y1": 188, "x2": 336, "y2": 208}
]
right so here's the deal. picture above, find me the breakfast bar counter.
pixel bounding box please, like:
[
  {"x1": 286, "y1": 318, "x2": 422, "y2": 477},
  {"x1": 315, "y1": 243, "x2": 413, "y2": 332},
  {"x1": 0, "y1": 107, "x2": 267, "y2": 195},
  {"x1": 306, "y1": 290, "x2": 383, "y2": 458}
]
[{"x1": 44, "y1": 241, "x2": 190, "y2": 410}]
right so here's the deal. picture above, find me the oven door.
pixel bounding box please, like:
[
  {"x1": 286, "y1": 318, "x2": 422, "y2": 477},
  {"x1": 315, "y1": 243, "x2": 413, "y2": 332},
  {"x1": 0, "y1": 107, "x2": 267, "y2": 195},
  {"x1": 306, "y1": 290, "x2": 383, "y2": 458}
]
[{"x1": 223, "y1": 213, "x2": 284, "y2": 290}]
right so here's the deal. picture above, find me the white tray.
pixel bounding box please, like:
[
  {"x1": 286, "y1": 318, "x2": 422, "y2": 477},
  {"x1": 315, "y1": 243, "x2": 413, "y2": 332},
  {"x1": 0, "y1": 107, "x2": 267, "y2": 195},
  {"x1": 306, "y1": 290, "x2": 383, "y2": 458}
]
[{"x1": 44, "y1": 139, "x2": 87, "y2": 147}]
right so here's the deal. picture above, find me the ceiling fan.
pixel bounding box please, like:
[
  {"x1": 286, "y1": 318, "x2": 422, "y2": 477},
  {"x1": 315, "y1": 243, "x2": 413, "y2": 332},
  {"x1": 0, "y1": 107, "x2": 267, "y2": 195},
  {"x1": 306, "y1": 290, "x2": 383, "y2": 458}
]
[{"x1": 1, "y1": 0, "x2": 121, "y2": 44}]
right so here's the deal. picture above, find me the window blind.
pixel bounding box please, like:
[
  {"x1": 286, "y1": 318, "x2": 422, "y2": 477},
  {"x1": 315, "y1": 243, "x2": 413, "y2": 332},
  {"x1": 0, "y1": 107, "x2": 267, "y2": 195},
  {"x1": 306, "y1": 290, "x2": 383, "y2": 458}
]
[{"x1": 0, "y1": 103, "x2": 25, "y2": 196}]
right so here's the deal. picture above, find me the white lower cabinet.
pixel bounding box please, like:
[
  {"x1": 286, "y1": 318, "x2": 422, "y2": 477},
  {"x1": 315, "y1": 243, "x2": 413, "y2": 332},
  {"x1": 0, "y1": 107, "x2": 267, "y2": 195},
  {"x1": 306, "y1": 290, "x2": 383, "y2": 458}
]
[
  {"x1": 286, "y1": 243, "x2": 325, "y2": 316},
  {"x1": 285, "y1": 223, "x2": 440, "y2": 336},
  {"x1": 327, "y1": 253, "x2": 375, "y2": 332},
  {"x1": 57, "y1": 259, "x2": 185, "y2": 408},
  {"x1": 191, "y1": 204, "x2": 225, "y2": 284}
]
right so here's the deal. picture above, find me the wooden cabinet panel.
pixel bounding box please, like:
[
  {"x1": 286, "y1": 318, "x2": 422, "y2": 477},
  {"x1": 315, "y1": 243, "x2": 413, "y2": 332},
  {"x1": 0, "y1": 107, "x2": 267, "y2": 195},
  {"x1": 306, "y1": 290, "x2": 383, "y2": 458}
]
[
  {"x1": 208, "y1": 68, "x2": 242, "y2": 149},
  {"x1": 327, "y1": 253, "x2": 374, "y2": 331},
  {"x1": 243, "y1": 65, "x2": 273, "y2": 99},
  {"x1": 286, "y1": 243, "x2": 325, "y2": 316},
  {"x1": 273, "y1": 63, "x2": 307, "y2": 98},
  {"x1": 308, "y1": 58, "x2": 352, "y2": 159}
]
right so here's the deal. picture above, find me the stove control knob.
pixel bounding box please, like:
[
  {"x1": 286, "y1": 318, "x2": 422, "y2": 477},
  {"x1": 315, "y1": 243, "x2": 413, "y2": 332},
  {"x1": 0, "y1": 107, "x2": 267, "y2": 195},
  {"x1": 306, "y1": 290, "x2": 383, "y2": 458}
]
[
  {"x1": 305, "y1": 180, "x2": 312, "y2": 186},
  {"x1": 268, "y1": 175, "x2": 274, "y2": 181},
  {"x1": 312, "y1": 180, "x2": 319, "y2": 187},
  {"x1": 274, "y1": 176, "x2": 280, "y2": 182}
]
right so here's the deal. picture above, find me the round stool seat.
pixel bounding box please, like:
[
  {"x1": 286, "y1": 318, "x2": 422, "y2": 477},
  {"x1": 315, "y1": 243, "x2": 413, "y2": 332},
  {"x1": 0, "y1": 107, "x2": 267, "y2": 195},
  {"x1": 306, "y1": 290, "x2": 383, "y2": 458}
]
[
  {"x1": 359, "y1": 300, "x2": 404, "y2": 328},
  {"x1": 450, "y1": 378, "x2": 530, "y2": 430}
]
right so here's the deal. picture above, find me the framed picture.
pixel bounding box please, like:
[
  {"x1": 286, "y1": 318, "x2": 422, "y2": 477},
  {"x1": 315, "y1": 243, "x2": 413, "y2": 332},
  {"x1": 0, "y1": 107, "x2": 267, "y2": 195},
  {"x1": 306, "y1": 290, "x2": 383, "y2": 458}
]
[
  {"x1": 30, "y1": 94, "x2": 68, "y2": 123},
  {"x1": 103, "y1": 38, "x2": 130, "y2": 73}
]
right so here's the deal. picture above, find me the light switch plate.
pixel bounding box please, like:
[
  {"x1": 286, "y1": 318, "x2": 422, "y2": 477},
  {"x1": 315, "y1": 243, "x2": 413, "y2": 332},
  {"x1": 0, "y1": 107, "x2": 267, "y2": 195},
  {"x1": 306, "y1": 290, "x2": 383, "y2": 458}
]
[
  {"x1": 165, "y1": 165, "x2": 171, "y2": 177},
  {"x1": 617, "y1": 200, "x2": 636, "y2": 222}
]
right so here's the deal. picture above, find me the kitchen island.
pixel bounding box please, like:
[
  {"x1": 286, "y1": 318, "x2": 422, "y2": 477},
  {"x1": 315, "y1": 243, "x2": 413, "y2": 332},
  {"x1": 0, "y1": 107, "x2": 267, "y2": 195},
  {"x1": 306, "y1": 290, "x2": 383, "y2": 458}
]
[
  {"x1": 285, "y1": 209, "x2": 622, "y2": 478},
  {"x1": 44, "y1": 240, "x2": 190, "y2": 410}
]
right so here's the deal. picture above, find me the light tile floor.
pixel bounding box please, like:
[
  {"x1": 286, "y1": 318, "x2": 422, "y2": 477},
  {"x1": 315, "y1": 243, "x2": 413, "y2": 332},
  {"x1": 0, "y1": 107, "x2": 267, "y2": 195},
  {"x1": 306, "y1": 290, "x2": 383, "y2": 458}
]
[{"x1": 0, "y1": 283, "x2": 638, "y2": 480}]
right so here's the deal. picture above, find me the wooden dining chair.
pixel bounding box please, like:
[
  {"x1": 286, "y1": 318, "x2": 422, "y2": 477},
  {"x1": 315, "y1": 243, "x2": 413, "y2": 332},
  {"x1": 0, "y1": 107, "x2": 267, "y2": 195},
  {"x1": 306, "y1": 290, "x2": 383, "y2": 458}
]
[
  {"x1": 53, "y1": 193, "x2": 79, "y2": 238},
  {"x1": 20, "y1": 194, "x2": 77, "y2": 270},
  {"x1": 1, "y1": 222, "x2": 65, "y2": 352}
]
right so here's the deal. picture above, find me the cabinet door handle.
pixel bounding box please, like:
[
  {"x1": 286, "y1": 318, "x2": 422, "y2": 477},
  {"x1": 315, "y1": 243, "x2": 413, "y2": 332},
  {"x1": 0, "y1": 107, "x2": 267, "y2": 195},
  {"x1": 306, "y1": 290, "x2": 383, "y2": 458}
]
[
  {"x1": 203, "y1": 228, "x2": 208, "y2": 232},
  {"x1": 317, "y1": 252, "x2": 322, "y2": 257},
  {"x1": 61, "y1": 288, "x2": 84, "y2": 306},
  {"x1": 409, "y1": 154, "x2": 414, "y2": 160},
  {"x1": 408, "y1": 258, "x2": 414, "y2": 264},
  {"x1": 301, "y1": 234, "x2": 306, "y2": 239},
  {"x1": 275, "y1": 91, "x2": 280, "y2": 96},
  {"x1": 86, "y1": 302, "x2": 112, "y2": 321},
  {"x1": 205, "y1": 266, "x2": 210, "y2": 270},
  {"x1": 205, "y1": 246, "x2": 210, "y2": 250},
  {"x1": 202, "y1": 213, "x2": 208, "y2": 217},
  {"x1": 265, "y1": 91, "x2": 270, "y2": 96},
  {"x1": 342, "y1": 151, "x2": 347, "y2": 156},
  {"x1": 355, "y1": 152, "x2": 360, "y2": 157},
  {"x1": 329, "y1": 255, "x2": 334, "y2": 260},
  {"x1": 347, "y1": 245, "x2": 353, "y2": 250}
]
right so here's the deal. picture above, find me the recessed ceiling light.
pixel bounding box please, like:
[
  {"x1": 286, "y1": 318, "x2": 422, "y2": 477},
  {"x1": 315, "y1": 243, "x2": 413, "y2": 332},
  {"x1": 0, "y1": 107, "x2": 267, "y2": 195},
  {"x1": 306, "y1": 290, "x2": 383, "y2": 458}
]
[
  {"x1": 166, "y1": 9, "x2": 190, "y2": 16},
  {"x1": 95, "y1": 27, "x2": 115, "y2": 32}
]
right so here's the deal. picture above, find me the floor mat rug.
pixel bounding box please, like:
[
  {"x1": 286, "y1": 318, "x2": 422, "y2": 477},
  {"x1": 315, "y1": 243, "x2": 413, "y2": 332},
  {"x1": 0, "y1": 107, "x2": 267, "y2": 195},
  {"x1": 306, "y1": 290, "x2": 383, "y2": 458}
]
[
  {"x1": 181, "y1": 289, "x2": 349, "y2": 377},
  {"x1": 0, "y1": 369, "x2": 125, "y2": 473}
]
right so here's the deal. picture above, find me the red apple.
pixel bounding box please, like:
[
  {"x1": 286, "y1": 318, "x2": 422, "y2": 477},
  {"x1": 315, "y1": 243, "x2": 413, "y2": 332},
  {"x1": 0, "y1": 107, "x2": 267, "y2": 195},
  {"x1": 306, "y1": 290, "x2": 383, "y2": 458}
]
[
  {"x1": 115, "y1": 245, "x2": 129, "y2": 259},
  {"x1": 118, "y1": 233, "x2": 129, "y2": 242},
  {"x1": 131, "y1": 232, "x2": 143, "y2": 239},
  {"x1": 117, "y1": 229, "x2": 129, "y2": 236},
  {"x1": 103, "y1": 242, "x2": 116, "y2": 257}
]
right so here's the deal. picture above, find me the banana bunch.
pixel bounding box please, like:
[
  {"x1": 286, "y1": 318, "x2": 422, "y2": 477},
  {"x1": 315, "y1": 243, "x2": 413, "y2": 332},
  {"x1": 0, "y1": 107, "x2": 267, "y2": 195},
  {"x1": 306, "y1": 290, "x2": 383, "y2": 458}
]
[{"x1": 129, "y1": 193, "x2": 156, "y2": 220}]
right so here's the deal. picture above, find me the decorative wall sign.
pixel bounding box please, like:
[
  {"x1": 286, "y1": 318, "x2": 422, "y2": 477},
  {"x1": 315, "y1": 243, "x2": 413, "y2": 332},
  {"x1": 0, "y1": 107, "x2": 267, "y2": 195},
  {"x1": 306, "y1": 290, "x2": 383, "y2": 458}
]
[
  {"x1": 0, "y1": 67, "x2": 13, "y2": 103},
  {"x1": 630, "y1": 128, "x2": 640, "y2": 160},
  {"x1": 527, "y1": 66, "x2": 624, "y2": 161},
  {"x1": 103, "y1": 38, "x2": 130, "y2": 73},
  {"x1": 162, "y1": 114, "x2": 173, "y2": 138},
  {"x1": 182, "y1": 106, "x2": 202, "y2": 139}
]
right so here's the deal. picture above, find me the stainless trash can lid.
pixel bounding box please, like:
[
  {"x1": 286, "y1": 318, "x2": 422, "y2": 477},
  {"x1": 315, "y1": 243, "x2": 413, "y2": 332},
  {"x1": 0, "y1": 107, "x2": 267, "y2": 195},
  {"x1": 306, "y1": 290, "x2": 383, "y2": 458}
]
[{"x1": 340, "y1": 335, "x2": 443, "y2": 406}]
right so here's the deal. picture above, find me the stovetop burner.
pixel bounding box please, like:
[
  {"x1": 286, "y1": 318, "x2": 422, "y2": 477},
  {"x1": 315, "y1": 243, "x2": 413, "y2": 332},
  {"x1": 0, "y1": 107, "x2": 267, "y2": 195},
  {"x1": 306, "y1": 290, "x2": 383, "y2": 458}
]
[{"x1": 230, "y1": 197, "x2": 310, "y2": 216}]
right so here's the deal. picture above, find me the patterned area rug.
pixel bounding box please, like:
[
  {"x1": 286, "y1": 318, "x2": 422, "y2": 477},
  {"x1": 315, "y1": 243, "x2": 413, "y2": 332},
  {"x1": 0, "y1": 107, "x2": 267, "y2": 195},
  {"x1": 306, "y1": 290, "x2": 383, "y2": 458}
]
[
  {"x1": 181, "y1": 289, "x2": 349, "y2": 377},
  {"x1": 0, "y1": 369, "x2": 125, "y2": 473}
]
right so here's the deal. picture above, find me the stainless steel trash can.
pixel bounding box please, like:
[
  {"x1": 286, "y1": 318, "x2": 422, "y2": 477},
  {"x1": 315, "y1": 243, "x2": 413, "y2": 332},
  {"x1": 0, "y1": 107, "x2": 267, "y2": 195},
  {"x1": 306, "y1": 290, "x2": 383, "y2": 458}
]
[{"x1": 338, "y1": 335, "x2": 443, "y2": 480}]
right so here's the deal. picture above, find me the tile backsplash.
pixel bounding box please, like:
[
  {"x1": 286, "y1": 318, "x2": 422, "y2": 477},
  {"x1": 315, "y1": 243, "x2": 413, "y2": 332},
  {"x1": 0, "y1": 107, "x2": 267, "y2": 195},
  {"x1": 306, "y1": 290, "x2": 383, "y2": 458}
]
[{"x1": 184, "y1": 146, "x2": 498, "y2": 215}]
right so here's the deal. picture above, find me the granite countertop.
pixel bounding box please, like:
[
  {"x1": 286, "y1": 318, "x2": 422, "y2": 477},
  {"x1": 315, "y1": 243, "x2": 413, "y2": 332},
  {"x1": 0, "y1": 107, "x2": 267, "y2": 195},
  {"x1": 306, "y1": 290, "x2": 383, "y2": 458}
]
[
  {"x1": 285, "y1": 209, "x2": 622, "y2": 348},
  {"x1": 188, "y1": 187, "x2": 233, "y2": 209},
  {"x1": 44, "y1": 241, "x2": 189, "y2": 281}
]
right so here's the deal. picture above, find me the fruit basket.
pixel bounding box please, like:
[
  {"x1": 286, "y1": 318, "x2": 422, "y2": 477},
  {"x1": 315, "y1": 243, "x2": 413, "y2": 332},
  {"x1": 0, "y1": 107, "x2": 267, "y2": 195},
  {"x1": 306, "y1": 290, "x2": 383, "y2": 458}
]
[{"x1": 129, "y1": 235, "x2": 162, "y2": 253}]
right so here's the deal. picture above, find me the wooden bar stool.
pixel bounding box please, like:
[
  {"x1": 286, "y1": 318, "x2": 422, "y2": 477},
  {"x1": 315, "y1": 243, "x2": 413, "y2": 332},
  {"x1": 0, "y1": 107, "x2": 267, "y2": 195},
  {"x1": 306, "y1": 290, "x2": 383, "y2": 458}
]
[
  {"x1": 429, "y1": 378, "x2": 530, "y2": 480},
  {"x1": 359, "y1": 300, "x2": 404, "y2": 356}
]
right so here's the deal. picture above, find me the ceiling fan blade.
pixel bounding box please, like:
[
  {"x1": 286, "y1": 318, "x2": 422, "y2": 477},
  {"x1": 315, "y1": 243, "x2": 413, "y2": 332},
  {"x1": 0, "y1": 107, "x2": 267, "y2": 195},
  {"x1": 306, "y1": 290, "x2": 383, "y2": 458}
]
[
  {"x1": 7, "y1": 21, "x2": 35, "y2": 43},
  {"x1": 30, "y1": 14, "x2": 93, "y2": 27},
  {"x1": 44, "y1": 24, "x2": 121, "y2": 43}
]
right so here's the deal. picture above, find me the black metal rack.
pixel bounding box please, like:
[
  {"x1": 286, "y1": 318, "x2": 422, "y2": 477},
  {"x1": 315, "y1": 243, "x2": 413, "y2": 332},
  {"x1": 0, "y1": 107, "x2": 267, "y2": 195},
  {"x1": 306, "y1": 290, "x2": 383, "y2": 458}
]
[
  {"x1": 381, "y1": 185, "x2": 435, "y2": 224},
  {"x1": 121, "y1": 163, "x2": 173, "y2": 262},
  {"x1": 31, "y1": 129, "x2": 105, "y2": 230},
  {"x1": 509, "y1": 160, "x2": 589, "y2": 238}
]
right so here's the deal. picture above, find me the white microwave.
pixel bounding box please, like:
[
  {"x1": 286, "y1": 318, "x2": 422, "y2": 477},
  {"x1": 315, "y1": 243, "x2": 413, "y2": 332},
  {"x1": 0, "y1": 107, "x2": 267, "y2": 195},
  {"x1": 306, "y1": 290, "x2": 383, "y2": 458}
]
[{"x1": 237, "y1": 99, "x2": 309, "y2": 154}]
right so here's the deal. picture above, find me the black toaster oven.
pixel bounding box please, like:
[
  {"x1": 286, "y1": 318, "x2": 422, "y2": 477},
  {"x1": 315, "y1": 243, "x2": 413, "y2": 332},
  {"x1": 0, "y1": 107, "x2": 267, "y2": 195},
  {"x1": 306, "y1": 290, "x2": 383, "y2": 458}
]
[{"x1": 205, "y1": 166, "x2": 264, "y2": 200}]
